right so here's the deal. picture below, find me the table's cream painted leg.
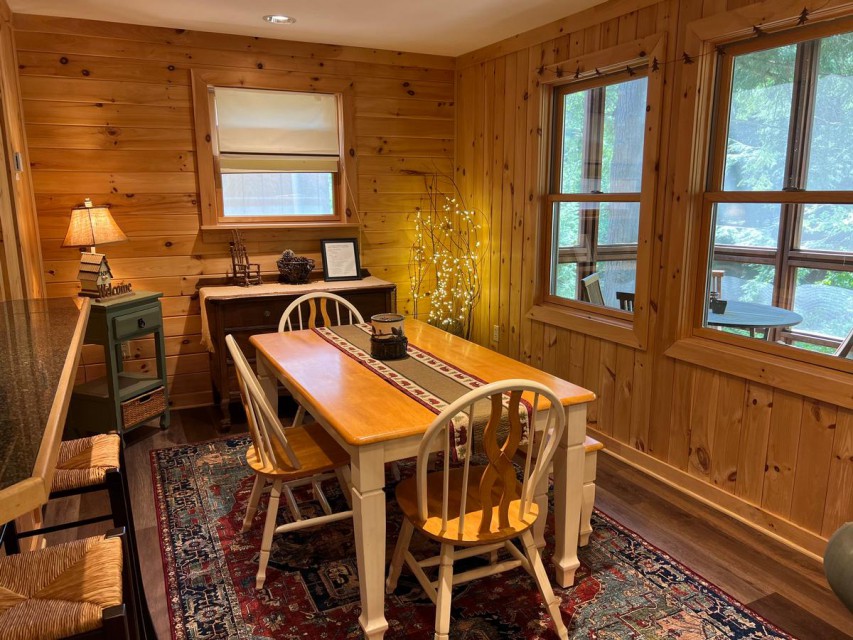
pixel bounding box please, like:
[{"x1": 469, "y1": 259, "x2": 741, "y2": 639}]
[
  {"x1": 551, "y1": 403, "x2": 586, "y2": 587},
  {"x1": 255, "y1": 352, "x2": 278, "y2": 407},
  {"x1": 351, "y1": 444, "x2": 390, "y2": 639}
]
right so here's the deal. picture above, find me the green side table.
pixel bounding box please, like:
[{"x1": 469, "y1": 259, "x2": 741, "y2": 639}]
[{"x1": 67, "y1": 291, "x2": 170, "y2": 437}]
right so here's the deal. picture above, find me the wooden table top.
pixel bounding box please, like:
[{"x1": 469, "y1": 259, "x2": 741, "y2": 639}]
[
  {"x1": 251, "y1": 318, "x2": 595, "y2": 447},
  {"x1": 706, "y1": 300, "x2": 803, "y2": 329}
]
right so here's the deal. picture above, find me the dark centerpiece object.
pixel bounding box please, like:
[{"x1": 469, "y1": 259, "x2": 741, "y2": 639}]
[
  {"x1": 276, "y1": 249, "x2": 315, "y2": 285},
  {"x1": 709, "y1": 299, "x2": 728, "y2": 314},
  {"x1": 369, "y1": 313, "x2": 408, "y2": 360},
  {"x1": 709, "y1": 293, "x2": 728, "y2": 314}
]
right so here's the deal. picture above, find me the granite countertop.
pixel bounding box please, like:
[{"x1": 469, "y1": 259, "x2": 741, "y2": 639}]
[{"x1": 0, "y1": 297, "x2": 84, "y2": 491}]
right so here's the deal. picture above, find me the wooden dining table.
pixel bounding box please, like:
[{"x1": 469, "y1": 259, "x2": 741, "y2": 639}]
[{"x1": 251, "y1": 318, "x2": 595, "y2": 639}]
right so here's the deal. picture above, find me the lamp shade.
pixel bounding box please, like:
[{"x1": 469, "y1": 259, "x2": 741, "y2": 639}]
[{"x1": 62, "y1": 199, "x2": 127, "y2": 248}]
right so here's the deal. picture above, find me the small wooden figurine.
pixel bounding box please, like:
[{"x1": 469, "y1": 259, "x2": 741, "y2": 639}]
[{"x1": 229, "y1": 230, "x2": 262, "y2": 286}]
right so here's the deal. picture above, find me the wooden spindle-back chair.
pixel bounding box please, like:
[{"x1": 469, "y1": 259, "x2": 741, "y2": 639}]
[
  {"x1": 277, "y1": 292, "x2": 365, "y2": 428},
  {"x1": 386, "y1": 379, "x2": 569, "y2": 640},
  {"x1": 278, "y1": 291, "x2": 364, "y2": 332},
  {"x1": 226, "y1": 335, "x2": 353, "y2": 588}
]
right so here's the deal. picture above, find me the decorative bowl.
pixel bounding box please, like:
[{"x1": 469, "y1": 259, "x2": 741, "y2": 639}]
[{"x1": 276, "y1": 250, "x2": 315, "y2": 285}]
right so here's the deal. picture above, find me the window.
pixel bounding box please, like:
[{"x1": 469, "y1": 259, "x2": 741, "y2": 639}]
[
  {"x1": 702, "y1": 27, "x2": 853, "y2": 358},
  {"x1": 533, "y1": 35, "x2": 665, "y2": 348},
  {"x1": 548, "y1": 75, "x2": 648, "y2": 311},
  {"x1": 191, "y1": 71, "x2": 353, "y2": 229},
  {"x1": 214, "y1": 88, "x2": 340, "y2": 220}
]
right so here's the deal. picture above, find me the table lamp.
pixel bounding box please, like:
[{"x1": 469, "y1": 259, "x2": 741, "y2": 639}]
[{"x1": 62, "y1": 198, "x2": 127, "y2": 297}]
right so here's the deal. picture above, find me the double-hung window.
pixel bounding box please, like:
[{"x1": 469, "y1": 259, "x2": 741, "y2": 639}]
[
  {"x1": 548, "y1": 74, "x2": 648, "y2": 310},
  {"x1": 536, "y1": 36, "x2": 665, "y2": 348},
  {"x1": 702, "y1": 25, "x2": 853, "y2": 357}
]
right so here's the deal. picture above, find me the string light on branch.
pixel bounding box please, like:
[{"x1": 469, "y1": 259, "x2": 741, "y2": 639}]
[{"x1": 409, "y1": 173, "x2": 485, "y2": 340}]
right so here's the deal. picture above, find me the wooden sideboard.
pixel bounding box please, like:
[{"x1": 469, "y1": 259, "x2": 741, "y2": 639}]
[{"x1": 202, "y1": 277, "x2": 396, "y2": 430}]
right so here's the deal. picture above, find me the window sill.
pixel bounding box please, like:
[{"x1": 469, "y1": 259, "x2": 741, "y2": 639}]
[
  {"x1": 665, "y1": 335, "x2": 853, "y2": 410},
  {"x1": 200, "y1": 221, "x2": 360, "y2": 240},
  {"x1": 527, "y1": 303, "x2": 642, "y2": 349}
]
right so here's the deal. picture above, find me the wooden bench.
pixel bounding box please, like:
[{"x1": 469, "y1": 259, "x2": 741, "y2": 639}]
[
  {"x1": 521, "y1": 434, "x2": 603, "y2": 547},
  {"x1": 580, "y1": 436, "x2": 604, "y2": 546}
]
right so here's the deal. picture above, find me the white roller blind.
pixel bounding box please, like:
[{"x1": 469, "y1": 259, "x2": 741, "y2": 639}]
[{"x1": 213, "y1": 87, "x2": 340, "y2": 156}]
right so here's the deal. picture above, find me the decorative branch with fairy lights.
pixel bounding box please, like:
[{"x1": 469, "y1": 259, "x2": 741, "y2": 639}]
[{"x1": 409, "y1": 173, "x2": 485, "y2": 339}]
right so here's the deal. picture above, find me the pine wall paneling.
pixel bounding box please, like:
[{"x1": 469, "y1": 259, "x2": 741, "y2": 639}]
[
  {"x1": 13, "y1": 13, "x2": 455, "y2": 409},
  {"x1": 0, "y1": 0, "x2": 42, "y2": 299},
  {"x1": 455, "y1": 0, "x2": 853, "y2": 558}
]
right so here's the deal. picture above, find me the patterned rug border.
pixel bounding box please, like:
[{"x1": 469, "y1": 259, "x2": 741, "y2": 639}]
[
  {"x1": 150, "y1": 433, "x2": 252, "y2": 640},
  {"x1": 150, "y1": 435, "x2": 796, "y2": 640},
  {"x1": 590, "y1": 509, "x2": 793, "y2": 639}
]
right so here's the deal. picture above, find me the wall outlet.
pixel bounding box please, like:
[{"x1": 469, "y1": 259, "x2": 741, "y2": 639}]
[{"x1": 492, "y1": 324, "x2": 500, "y2": 343}]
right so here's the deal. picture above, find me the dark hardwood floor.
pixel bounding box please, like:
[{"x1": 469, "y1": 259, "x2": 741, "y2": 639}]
[{"x1": 43, "y1": 407, "x2": 853, "y2": 639}]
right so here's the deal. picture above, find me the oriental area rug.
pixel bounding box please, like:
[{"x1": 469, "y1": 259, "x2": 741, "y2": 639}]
[{"x1": 151, "y1": 436, "x2": 793, "y2": 640}]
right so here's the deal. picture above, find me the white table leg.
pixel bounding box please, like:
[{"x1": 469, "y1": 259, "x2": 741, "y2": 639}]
[
  {"x1": 351, "y1": 444, "x2": 389, "y2": 639},
  {"x1": 255, "y1": 352, "x2": 278, "y2": 407},
  {"x1": 551, "y1": 403, "x2": 586, "y2": 587}
]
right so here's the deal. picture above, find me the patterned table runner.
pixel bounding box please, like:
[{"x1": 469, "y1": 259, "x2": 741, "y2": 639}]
[{"x1": 313, "y1": 323, "x2": 530, "y2": 459}]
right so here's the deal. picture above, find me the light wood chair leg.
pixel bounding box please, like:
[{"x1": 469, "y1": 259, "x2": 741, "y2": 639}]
[
  {"x1": 242, "y1": 475, "x2": 266, "y2": 533},
  {"x1": 386, "y1": 518, "x2": 414, "y2": 594},
  {"x1": 292, "y1": 404, "x2": 306, "y2": 428},
  {"x1": 434, "y1": 543, "x2": 455, "y2": 640},
  {"x1": 520, "y1": 529, "x2": 568, "y2": 640},
  {"x1": 257, "y1": 480, "x2": 282, "y2": 589},
  {"x1": 579, "y1": 482, "x2": 595, "y2": 546}
]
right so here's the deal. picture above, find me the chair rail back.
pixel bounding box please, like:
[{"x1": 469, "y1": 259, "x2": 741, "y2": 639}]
[
  {"x1": 581, "y1": 273, "x2": 605, "y2": 306},
  {"x1": 278, "y1": 292, "x2": 364, "y2": 332},
  {"x1": 225, "y1": 334, "x2": 301, "y2": 471},
  {"x1": 415, "y1": 379, "x2": 566, "y2": 536}
]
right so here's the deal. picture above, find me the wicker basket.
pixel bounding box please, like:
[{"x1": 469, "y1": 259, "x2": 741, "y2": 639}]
[
  {"x1": 276, "y1": 250, "x2": 315, "y2": 285},
  {"x1": 121, "y1": 387, "x2": 166, "y2": 428}
]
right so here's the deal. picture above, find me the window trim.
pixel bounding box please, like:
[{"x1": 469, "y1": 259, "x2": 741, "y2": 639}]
[
  {"x1": 665, "y1": 1, "x2": 853, "y2": 409},
  {"x1": 532, "y1": 34, "x2": 667, "y2": 350},
  {"x1": 191, "y1": 70, "x2": 357, "y2": 229}
]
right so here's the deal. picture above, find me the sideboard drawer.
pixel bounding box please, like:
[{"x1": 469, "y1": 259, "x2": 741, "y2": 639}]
[
  {"x1": 113, "y1": 305, "x2": 161, "y2": 339},
  {"x1": 222, "y1": 299, "x2": 286, "y2": 331}
]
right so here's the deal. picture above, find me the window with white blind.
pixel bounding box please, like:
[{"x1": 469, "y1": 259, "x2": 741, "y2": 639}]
[
  {"x1": 191, "y1": 73, "x2": 351, "y2": 227},
  {"x1": 212, "y1": 87, "x2": 342, "y2": 221}
]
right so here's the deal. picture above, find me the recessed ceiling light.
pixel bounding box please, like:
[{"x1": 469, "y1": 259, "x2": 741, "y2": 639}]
[{"x1": 263, "y1": 15, "x2": 296, "y2": 24}]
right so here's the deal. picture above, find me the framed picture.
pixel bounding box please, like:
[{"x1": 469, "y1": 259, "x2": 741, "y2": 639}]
[{"x1": 321, "y1": 238, "x2": 362, "y2": 281}]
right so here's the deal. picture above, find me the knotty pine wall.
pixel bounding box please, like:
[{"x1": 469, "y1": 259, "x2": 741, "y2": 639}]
[
  {"x1": 455, "y1": 0, "x2": 852, "y2": 556},
  {"x1": 12, "y1": 14, "x2": 455, "y2": 409}
]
